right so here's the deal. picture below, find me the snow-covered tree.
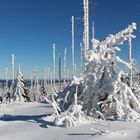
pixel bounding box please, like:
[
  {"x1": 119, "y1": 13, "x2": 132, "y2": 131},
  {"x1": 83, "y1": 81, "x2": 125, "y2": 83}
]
[
  {"x1": 13, "y1": 65, "x2": 28, "y2": 102},
  {"x1": 47, "y1": 23, "x2": 140, "y2": 127}
]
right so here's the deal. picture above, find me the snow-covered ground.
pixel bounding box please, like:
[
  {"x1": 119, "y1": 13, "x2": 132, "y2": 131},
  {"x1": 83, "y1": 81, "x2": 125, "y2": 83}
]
[{"x1": 0, "y1": 102, "x2": 140, "y2": 140}]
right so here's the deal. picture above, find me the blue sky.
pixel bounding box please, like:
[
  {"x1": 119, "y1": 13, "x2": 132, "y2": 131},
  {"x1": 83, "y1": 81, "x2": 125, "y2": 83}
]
[{"x1": 0, "y1": 0, "x2": 140, "y2": 79}]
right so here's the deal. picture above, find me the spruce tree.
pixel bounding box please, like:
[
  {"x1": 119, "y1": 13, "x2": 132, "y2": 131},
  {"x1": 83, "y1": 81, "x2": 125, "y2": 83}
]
[{"x1": 14, "y1": 66, "x2": 30, "y2": 102}]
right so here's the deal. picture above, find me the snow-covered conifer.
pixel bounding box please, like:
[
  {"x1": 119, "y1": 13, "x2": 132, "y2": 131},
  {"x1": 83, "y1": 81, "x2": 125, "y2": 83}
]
[{"x1": 13, "y1": 65, "x2": 27, "y2": 102}]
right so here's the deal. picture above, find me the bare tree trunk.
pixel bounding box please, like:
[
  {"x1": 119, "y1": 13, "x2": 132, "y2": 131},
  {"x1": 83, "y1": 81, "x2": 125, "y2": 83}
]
[
  {"x1": 80, "y1": 43, "x2": 83, "y2": 74},
  {"x1": 53, "y1": 43, "x2": 56, "y2": 87},
  {"x1": 59, "y1": 53, "x2": 62, "y2": 90},
  {"x1": 64, "y1": 48, "x2": 67, "y2": 84},
  {"x1": 72, "y1": 16, "x2": 75, "y2": 78},
  {"x1": 83, "y1": 0, "x2": 89, "y2": 59},
  {"x1": 12, "y1": 54, "x2": 15, "y2": 85},
  {"x1": 128, "y1": 32, "x2": 133, "y2": 88},
  {"x1": 5, "y1": 67, "x2": 8, "y2": 88}
]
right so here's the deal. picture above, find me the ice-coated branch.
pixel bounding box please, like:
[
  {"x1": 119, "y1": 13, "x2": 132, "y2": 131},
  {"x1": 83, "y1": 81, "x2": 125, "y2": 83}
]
[
  {"x1": 101, "y1": 23, "x2": 136, "y2": 87},
  {"x1": 100, "y1": 23, "x2": 136, "y2": 49}
]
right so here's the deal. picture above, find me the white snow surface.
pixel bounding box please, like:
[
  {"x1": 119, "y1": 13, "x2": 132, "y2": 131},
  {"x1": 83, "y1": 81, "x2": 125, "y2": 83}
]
[{"x1": 0, "y1": 102, "x2": 140, "y2": 140}]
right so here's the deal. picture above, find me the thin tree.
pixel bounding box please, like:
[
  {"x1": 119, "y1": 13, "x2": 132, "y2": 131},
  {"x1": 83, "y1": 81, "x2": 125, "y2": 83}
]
[
  {"x1": 83, "y1": 0, "x2": 89, "y2": 59},
  {"x1": 33, "y1": 66, "x2": 40, "y2": 101},
  {"x1": 50, "y1": 71, "x2": 53, "y2": 91},
  {"x1": 67, "y1": 69, "x2": 70, "y2": 83},
  {"x1": 80, "y1": 43, "x2": 84, "y2": 74},
  {"x1": 64, "y1": 48, "x2": 67, "y2": 84},
  {"x1": 48, "y1": 67, "x2": 51, "y2": 93},
  {"x1": 10, "y1": 54, "x2": 15, "y2": 98},
  {"x1": 58, "y1": 53, "x2": 62, "y2": 89},
  {"x1": 72, "y1": 16, "x2": 75, "y2": 78},
  {"x1": 128, "y1": 32, "x2": 133, "y2": 87},
  {"x1": 92, "y1": 21, "x2": 95, "y2": 50},
  {"x1": 5, "y1": 67, "x2": 8, "y2": 88},
  {"x1": 11, "y1": 54, "x2": 15, "y2": 85},
  {"x1": 53, "y1": 43, "x2": 56, "y2": 87},
  {"x1": 74, "y1": 63, "x2": 77, "y2": 77}
]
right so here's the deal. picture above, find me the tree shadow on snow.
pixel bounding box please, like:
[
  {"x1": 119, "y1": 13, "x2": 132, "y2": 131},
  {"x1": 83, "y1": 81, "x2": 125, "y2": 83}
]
[
  {"x1": 0, "y1": 113, "x2": 55, "y2": 128},
  {"x1": 68, "y1": 132, "x2": 104, "y2": 136}
]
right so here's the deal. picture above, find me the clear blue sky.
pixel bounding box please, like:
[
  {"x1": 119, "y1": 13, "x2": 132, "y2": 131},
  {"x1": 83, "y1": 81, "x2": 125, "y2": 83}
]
[{"x1": 0, "y1": 0, "x2": 140, "y2": 79}]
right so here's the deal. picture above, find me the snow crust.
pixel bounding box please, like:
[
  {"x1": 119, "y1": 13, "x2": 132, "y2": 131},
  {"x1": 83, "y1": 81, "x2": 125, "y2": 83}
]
[{"x1": 1, "y1": 103, "x2": 140, "y2": 140}]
